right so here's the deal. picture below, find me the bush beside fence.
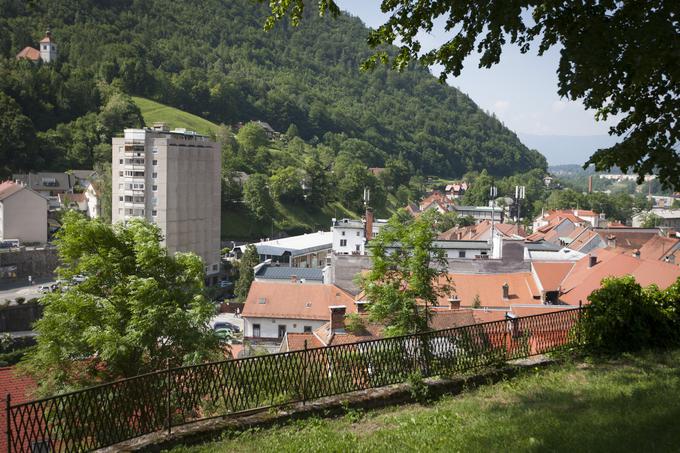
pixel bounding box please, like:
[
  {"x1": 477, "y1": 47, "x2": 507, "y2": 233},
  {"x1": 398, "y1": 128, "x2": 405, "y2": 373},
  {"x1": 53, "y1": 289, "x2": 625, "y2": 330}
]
[{"x1": 6, "y1": 308, "x2": 582, "y2": 453}]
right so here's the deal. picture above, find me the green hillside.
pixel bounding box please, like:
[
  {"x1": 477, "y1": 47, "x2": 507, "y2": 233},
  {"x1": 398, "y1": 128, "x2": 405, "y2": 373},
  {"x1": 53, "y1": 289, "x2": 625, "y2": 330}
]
[
  {"x1": 1, "y1": 0, "x2": 546, "y2": 179},
  {"x1": 131, "y1": 96, "x2": 218, "y2": 136}
]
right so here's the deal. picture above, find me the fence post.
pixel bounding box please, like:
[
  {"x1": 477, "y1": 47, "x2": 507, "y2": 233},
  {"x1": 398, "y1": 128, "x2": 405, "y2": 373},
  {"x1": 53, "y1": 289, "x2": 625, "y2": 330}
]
[
  {"x1": 166, "y1": 359, "x2": 172, "y2": 436},
  {"x1": 302, "y1": 340, "x2": 308, "y2": 406},
  {"x1": 5, "y1": 393, "x2": 11, "y2": 453},
  {"x1": 578, "y1": 301, "x2": 583, "y2": 346}
]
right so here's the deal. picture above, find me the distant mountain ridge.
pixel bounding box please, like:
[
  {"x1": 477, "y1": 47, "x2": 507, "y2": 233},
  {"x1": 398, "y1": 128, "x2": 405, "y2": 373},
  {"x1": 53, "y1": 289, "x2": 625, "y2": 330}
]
[{"x1": 518, "y1": 133, "x2": 619, "y2": 166}]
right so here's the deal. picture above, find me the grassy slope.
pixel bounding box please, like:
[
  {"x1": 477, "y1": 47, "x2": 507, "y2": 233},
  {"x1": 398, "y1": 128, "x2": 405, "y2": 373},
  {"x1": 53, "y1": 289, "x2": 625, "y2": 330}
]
[
  {"x1": 173, "y1": 349, "x2": 680, "y2": 452},
  {"x1": 131, "y1": 96, "x2": 219, "y2": 136}
]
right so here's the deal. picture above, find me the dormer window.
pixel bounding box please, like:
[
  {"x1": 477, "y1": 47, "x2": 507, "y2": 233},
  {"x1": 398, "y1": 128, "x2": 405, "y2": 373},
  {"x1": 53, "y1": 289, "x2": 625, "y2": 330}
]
[{"x1": 258, "y1": 297, "x2": 266, "y2": 304}]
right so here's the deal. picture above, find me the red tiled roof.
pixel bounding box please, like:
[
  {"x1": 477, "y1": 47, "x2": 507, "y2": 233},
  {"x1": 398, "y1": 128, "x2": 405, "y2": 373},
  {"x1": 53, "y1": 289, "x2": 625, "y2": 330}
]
[
  {"x1": 15, "y1": 46, "x2": 40, "y2": 61},
  {"x1": 439, "y1": 272, "x2": 541, "y2": 308},
  {"x1": 0, "y1": 181, "x2": 24, "y2": 201},
  {"x1": 560, "y1": 249, "x2": 680, "y2": 305},
  {"x1": 243, "y1": 282, "x2": 357, "y2": 321},
  {"x1": 0, "y1": 367, "x2": 37, "y2": 453},
  {"x1": 532, "y1": 262, "x2": 575, "y2": 292},
  {"x1": 638, "y1": 235, "x2": 680, "y2": 261},
  {"x1": 567, "y1": 229, "x2": 600, "y2": 252},
  {"x1": 439, "y1": 221, "x2": 526, "y2": 241}
]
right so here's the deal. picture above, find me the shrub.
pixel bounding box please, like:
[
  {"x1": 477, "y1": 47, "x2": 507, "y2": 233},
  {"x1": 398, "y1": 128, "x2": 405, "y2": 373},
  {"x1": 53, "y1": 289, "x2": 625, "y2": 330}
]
[
  {"x1": 581, "y1": 276, "x2": 679, "y2": 353},
  {"x1": 15, "y1": 296, "x2": 25, "y2": 305}
]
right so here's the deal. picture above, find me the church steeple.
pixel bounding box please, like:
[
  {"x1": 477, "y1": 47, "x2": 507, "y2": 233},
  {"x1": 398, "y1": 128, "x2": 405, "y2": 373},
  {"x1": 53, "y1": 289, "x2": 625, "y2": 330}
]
[{"x1": 39, "y1": 28, "x2": 57, "y2": 63}]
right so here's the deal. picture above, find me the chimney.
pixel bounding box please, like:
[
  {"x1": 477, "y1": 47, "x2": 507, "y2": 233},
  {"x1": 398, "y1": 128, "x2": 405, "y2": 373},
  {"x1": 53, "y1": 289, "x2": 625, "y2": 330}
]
[
  {"x1": 589, "y1": 255, "x2": 598, "y2": 268},
  {"x1": 329, "y1": 305, "x2": 346, "y2": 333},
  {"x1": 502, "y1": 282, "x2": 510, "y2": 300},
  {"x1": 606, "y1": 234, "x2": 616, "y2": 248},
  {"x1": 632, "y1": 249, "x2": 641, "y2": 259},
  {"x1": 448, "y1": 296, "x2": 461, "y2": 310},
  {"x1": 290, "y1": 274, "x2": 298, "y2": 283},
  {"x1": 365, "y1": 208, "x2": 374, "y2": 242}
]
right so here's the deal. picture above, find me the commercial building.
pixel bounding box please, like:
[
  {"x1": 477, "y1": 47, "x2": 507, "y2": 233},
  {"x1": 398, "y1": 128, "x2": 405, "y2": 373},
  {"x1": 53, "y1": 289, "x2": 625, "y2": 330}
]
[{"x1": 112, "y1": 125, "x2": 221, "y2": 281}]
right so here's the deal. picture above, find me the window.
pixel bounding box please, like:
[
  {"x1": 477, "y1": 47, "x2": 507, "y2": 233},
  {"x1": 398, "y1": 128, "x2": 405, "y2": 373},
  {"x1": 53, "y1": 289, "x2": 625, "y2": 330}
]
[
  {"x1": 119, "y1": 171, "x2": 123, "y2": 177},
  {"x1": 356, "y1": 231, "x2": 360, "y2": 236},
  {"x1": 152, "y1": 185, "x2": 158, "y2": 191},
  {"x1": 119, "y1": 159, "x2": 123, "y2": 164},
  {"x1": 152, "y1": 160, "x2": 158, "y2": 165},
  {"x1": 212, "y1": 264, "x2": 218, "y2": 271},
  {"x1": 152, "y1": 147, "x2": 158, "y2": 154},
  {"x1": 458, "y1": 251, "x2": 466, "y2": 258},
  {"x1": 253, "y1": 324, "x2": 261, "y2": 337},
  {"x1": 152, "y1": 210, "x2": 157, "y2": 216},
  {"x1": 124, "y1": 170, "x2": 144, "y2": 177},
  {"x1": 278, "y1": 325, "x2": 287, "y2": 338},
  {"x1": 119, "y1": 196, "x2": 123, "y2": 201},
  {"x1": 356, "y1": 244, "x2": 361, "y2": 252},
  {"x1": 303, "y1": 326, "x2": 312, "y2": 333},
  {"x1": 340, "y1": 239, "x2": 347, "y2": 247},
  {"x1": 152, "y1": 172, "x2": 158, "y2": 178},
  {"x1": 341, "y1": 231, "x2": 345, "y2": 236}
]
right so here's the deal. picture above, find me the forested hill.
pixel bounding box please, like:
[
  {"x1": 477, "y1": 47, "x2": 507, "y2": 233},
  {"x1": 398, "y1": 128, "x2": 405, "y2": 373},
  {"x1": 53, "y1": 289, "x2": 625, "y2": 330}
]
[{"x1": 0, "y1": 0, "x2": 545, "y2": 178}]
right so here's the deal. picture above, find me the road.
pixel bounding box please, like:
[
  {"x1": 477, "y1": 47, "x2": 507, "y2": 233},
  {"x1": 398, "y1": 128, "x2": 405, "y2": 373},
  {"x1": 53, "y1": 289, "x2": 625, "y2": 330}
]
[{"x1": 0, "y1": 279, "x2": 54, "y2": 302}]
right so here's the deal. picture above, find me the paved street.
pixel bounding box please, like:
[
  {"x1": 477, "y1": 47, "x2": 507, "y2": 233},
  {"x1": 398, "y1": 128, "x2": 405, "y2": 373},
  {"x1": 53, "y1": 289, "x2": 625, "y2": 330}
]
[{"x1": 0, "y1": 279, "x2": 54, "y2": 302}]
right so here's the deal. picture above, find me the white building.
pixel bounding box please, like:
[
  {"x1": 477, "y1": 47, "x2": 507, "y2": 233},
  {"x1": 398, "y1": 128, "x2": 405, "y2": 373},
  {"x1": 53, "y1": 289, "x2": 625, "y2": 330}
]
[
  {"x1": 242, "y1": 281, "x2": 357, "y2": 339},
  {"x1": 84, "y1": 182, "x2": 100, "y2": 219},
  {"x1": 452, "y1": 205, "x2": 503, "y2": 223},
  {"x1": 0, "y1": 181, "x2": 47, "y2": 244},
  {"x1": 331, "y1": 212, "x2": 389, "y2": 255},
  {"x1": 237, "y1": 231, "x2": 332, "y2": 268},
  {"x1": 112, "y1": 125, "x2": 221, "y2": 282},
  {"x1": 16, "y1": 30, "x2": 57, "y2": 63},
  {"x1": 633, "y1": 209, "x2": 680, "y2": 229}
]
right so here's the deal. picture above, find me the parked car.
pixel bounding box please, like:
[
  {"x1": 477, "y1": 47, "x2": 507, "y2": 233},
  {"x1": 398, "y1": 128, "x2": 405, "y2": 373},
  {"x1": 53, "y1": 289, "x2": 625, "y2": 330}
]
[
  {"x1": 71, "y1": 275, "x2": 87, "y2": 284},
  {"x1": 38, "y1": 284, "x2": 53, "y2": 293},
  {"x1": 213, "y1": 321, "x2": 241, "y2": 333},
  {"x1": 218, "y1": 279, "x2": 233, "y2": 289}
]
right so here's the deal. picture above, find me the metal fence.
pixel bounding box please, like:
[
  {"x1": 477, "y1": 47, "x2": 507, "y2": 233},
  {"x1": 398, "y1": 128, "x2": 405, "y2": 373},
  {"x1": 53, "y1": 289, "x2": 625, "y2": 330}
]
[{"x1": 5, "y1": 308, "x2": 582, "y2": 452}]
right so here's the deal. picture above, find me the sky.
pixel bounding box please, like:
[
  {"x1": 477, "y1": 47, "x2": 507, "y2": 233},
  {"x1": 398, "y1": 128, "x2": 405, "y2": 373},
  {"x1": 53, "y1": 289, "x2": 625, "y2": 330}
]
[{"x1": 334, "y1": 1, "x2": 620, "y2": 164}]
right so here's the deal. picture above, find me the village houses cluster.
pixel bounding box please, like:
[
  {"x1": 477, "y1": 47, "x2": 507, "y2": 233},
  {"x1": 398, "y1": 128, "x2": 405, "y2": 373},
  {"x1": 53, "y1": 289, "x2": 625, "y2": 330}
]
[{"x1": 2, "y1": 29, "x2": 680, "y2": 360}]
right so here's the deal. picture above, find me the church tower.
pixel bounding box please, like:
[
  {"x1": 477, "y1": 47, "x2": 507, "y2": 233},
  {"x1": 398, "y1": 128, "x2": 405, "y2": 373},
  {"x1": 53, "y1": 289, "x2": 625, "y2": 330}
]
[{"x1": 39, "y1": 29, "x2": 57, "y2": 63}]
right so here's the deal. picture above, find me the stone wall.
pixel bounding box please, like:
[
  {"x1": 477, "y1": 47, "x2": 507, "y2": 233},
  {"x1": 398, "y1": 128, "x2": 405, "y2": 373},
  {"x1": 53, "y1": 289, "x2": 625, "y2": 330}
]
[{"x1": 0, "y1": 247, "x2": 59, "y2": 282}]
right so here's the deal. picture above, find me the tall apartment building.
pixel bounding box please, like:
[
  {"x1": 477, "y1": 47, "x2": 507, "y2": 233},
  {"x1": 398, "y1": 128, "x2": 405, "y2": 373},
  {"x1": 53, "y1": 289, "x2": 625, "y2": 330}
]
[{"x1": 112, "y1": 125, "x2": 221, "y2": 283}]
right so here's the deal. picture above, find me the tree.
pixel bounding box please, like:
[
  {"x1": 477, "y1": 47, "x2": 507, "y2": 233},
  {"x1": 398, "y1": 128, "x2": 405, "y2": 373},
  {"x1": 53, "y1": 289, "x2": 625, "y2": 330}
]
[
  {"x1": 640, "y1": 212, "x2": 662, "y2": 228},
  {"x1": 0, "y1": 92, "x2": 37, "y2": 177},
  {"x1": 462, "y1": 170, "x2": 494, "y2": 206},
  {"x1": 242, "y1": 174, "x2": 274, "y2": 221},
  {"x1": 270, "y1": 166, "x2": 304, "y2": 203},
  {"x1": 236, "y1": 122, "x2": 269, "y2": 152},
  {"x1": 266, "y1": 1, "x2": 679, "y2": 189},
  {"x1": 286, "y1": 123, "x2": 300, "y2": 138},
  {"x1": 303, "y1": 153, "x2": 331, "y2": 207},
  {"x1": 235, "y1": 244, "x2": 259, "y2": 302},
  {"x1": 20, "y1": 212, "x2": 220, "y2": 394},
  {"x1": 360, "y1": 211, "x2": 452, "y2": 336}
]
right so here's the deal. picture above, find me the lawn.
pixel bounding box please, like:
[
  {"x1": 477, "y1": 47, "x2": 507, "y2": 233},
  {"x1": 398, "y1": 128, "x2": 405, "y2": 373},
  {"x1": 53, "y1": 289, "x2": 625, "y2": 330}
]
[
  {"x1": 171, "y1": 349, "x2": 680, "y2": 452},
  {"x1": 131, "y1": 96, "x2": 219, "y2": 136}
]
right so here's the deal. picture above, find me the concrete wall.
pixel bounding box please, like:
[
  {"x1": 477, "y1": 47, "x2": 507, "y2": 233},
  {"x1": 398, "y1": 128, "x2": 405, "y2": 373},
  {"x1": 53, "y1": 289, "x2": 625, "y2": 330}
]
[
  {"x1": 0, "y1": 247, "x2": 59, "y2": 282},
  {"x1": 0, "y1": 188, "x2": 47, "y2": 244},
  {"x1": 243, "y1": 316, "x2": 326, "y2": 339}
]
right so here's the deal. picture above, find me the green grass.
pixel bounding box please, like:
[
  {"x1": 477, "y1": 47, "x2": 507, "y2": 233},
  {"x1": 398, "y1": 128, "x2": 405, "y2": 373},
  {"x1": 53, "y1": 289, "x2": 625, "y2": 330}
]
[
  {"x1": 221, "y1": 201, "x2": 358, "y2": 241},
  {"x1": 172, "y1": 349, "x2": 680, "y2": 452},
  {"x1": 131, "y1": 96, "x2": 219, "y2": 136}
]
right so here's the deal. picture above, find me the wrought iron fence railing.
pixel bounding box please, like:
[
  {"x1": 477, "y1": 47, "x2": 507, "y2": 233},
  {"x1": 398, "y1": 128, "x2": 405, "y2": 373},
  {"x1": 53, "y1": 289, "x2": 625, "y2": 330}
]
[{"x1": 5, "y1": 307, "x2": 582, "y2": 452}]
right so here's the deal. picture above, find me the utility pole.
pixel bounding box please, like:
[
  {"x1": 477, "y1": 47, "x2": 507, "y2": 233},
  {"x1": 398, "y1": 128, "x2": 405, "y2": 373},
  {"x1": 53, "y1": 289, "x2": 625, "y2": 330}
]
[
  {"x1": 489, "y1": 185, "x2": 497, "y2": 250},
  {"x1": 515, "y1": 185, "x2": 525, "y2": 235}
]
